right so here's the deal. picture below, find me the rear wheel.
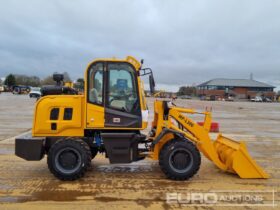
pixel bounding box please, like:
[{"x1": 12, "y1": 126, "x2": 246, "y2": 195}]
[
  {"x1": 159, "y1": 139, "x2": 201, "y2": 180},
  {"x1": 47, "y1": 139, "x2": 91, "y2": 181}
]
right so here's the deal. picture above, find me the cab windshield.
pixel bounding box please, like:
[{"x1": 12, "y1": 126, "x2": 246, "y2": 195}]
[{"x1": 107, "y1": 63, "x2": 138, "y2": 112}]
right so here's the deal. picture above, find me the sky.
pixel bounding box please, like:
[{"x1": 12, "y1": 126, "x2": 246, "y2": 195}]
[{"x1": 0, "y1": 0, "x2": 280, "y2": 91}]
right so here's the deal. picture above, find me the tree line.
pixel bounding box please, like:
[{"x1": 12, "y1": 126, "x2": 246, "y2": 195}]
[
  {"x1": 1, "y1": 73, "x2": 197, "y2": 96},
  {"x1": 177, "y1": 86, "x2": 197, "y2": 96},
  {"x1": 2, "y1": 72, "x2": 84, "y2": 90}
]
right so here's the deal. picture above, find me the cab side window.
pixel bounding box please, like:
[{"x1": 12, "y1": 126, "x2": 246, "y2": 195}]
[
  {"x1": 88, "y1": 63, "x2": 103, "y2": 105},
  {"x1": 107, "y1": 63, "x2": 138, "y2": 113}
]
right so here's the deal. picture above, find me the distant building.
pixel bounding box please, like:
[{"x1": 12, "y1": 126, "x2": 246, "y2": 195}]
[{"x1": 197, "y1": 78, "x2": 275, "y2": 100}]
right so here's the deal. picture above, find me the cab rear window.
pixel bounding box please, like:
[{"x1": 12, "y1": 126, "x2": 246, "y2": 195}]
[
  {"x1": 50, "y1": 108, "x2": 59, "y2": 120},
  {"x1": 63, "y1": 108, "x2": 73, "y2": 120}
]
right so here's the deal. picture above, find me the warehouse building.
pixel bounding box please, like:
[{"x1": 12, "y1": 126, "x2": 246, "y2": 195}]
[{"x1": 197, "y1": 78, "x2": 275, "y2": 100}]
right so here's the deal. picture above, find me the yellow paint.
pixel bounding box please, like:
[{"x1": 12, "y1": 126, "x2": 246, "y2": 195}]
[
  {"x1": 83, "y1": 56, "x2": 147, "y2": 130},
  {"x1": 64, "y1": 82, "x2": 74, "y2": 88},
  {"x1": 32, "y1": 56, "x2": 268, "y2": 179},
  {"x1": 86, "y1": 103, "x2": 105, "y2": 128},
  {"x1": 151, "y1": 100, "x2": 269, "y2": 179},
  {"x1": 33, "y1": 56, "x2": 147, "y2": 137},
  {"x1": 33, "y1": 95, "x2": 84, "y2": 137},
  {"x1": 153, "y1": 90, "x2": 165, "y2": 98}
]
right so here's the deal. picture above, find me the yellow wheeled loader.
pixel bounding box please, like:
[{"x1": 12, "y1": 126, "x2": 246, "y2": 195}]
[{"x1": 15, "y1": 56, "x2": 269, "y2": 181}]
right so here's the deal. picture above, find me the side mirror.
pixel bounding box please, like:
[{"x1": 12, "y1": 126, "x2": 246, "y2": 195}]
[{"x1": 149, "y1": 75, "x2": 155, "y2": 94}]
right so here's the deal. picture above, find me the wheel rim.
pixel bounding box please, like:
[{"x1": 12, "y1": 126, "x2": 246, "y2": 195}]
[
  {"x1": 169, "y1": 148, "x2": 194, "y2": 173},
  {"x1": 55, "y1": 147, "x2": 82, "y2": 174}
]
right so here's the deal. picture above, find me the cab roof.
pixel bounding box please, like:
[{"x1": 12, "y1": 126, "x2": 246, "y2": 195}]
[{"x1": 88, "y1": 56, "x2": 141, "y2": 71}]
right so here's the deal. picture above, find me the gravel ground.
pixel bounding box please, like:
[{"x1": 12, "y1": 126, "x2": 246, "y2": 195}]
[
  {"x1": 0, "y1": 93, "x2": 279, "y2": 209},
  {"x1": 0, "y1": 93, "x2": 34, "y2": 140}
]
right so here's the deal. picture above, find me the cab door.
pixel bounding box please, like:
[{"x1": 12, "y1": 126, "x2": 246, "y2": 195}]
[
  {"x1": 86, "y1": 62, "x2": 105, "y2": 128},
  {"x1": 104, "y1": 62, "x2": 142, "y2": 128}
]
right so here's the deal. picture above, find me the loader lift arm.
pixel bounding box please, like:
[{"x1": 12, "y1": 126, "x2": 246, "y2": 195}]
[{"x1": 151, "y1": 100, "x2": 269, "y2": 179}]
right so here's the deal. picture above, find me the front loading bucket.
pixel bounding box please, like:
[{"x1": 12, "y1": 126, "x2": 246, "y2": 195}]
[{"x1": 213, "y1": 134, "x2": 269, "y2": 178}]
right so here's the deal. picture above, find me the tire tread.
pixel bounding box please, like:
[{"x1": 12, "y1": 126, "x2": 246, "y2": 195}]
[
  {"x1": 47, "y1": 139, "x2": 91, "y2": 181},
  {"x1": 159, "y1": 138, "x2": 201, "y2": 180}
]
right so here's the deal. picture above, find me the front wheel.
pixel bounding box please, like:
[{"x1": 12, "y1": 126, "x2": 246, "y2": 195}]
[
  {"x1": 159, "y1": 139, "x2": 201, "y2": 180},
  {"x1": 47, "y1": 139, "x2": 91, "y2": 181}
]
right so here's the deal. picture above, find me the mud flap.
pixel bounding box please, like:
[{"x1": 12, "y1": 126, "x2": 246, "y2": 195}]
[{"x1": 214, "y1": 134, "x2": 269, "y2": 178}]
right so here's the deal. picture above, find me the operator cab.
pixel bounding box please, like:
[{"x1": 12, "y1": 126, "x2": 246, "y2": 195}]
[{"x1": 86, "y1": 57, "x2": 154, "y2": 130}]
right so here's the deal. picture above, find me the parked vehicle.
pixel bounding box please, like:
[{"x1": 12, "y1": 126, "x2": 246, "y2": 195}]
[
  {"x1": 225, "y1": 96, "x2": 234, "y2": 101},
  {"x1": 200, "y1": 95, "x2": 216, "y2": 101},
  {"x1": 179, "y1": 95, "x2": 192, "y2": 99},
  {"x1": 12, "y1": 86, "x2": 30, "y2": 94},
  {"x1": 263, "y1": 97, "x2": 272, "y2": 102},
  {"x1": 251, "y1": 96, "x2": 263, "y2": 102},
  {"x1": 29, "y1": 87, "x2": 41, "y2": 98},
  {"x1": 200, "y1": 95, "x2": 206, "y2": 100},
  {"x1": 209, "y1": 95, "x2": 216, "y2": 101}
]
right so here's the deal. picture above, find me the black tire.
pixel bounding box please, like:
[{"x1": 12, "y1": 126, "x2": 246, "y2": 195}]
[
  {"x1": 159, "y1": 139, "x2": 201, "y2": 180},
  {"x1": 47, "y1": 139, "x2": 91, "y2": 181}
]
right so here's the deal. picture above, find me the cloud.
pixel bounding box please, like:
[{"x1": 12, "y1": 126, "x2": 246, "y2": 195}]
[{"x1": 0, "y1": 0, "x2": 280, "y2": 91}]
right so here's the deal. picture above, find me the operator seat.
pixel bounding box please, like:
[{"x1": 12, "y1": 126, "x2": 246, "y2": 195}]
[{"x1": 89, "y1": 88, "x2": 98, "y2": 103}]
